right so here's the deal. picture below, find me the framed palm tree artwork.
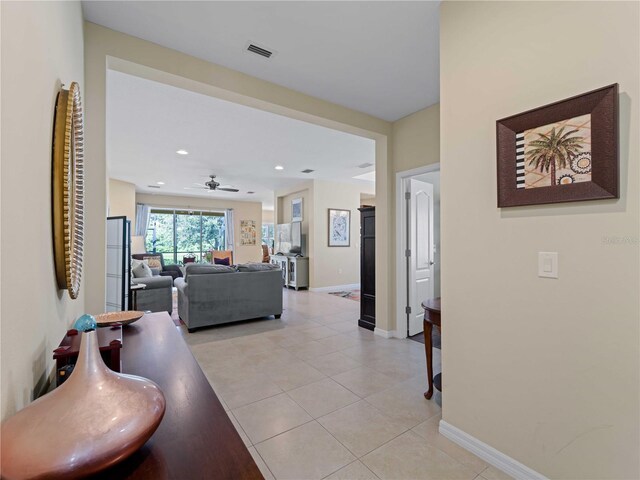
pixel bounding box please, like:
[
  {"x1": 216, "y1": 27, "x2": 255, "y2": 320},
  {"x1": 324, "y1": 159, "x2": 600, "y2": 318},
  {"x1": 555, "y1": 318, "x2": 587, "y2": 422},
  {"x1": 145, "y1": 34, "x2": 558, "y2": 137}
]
[{"x1": 497, "y1": 84, "x2": 618, "y2": 207}]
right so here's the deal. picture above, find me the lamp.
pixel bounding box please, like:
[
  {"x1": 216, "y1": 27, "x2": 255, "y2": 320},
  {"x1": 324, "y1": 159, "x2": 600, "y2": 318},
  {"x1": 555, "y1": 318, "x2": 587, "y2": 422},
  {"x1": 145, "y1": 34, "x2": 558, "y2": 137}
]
[{"x1": 131, "y1": 236, "x2": 146, "y2": 255}]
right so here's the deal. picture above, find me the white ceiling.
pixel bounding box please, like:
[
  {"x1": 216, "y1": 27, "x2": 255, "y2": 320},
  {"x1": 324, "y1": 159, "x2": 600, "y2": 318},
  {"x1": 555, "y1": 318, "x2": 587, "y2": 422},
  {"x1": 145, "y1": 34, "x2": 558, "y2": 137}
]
[
  {"x1": 83, "y1": 1, "x2": 440, "y2": 121},
  {"x1": 107, "y1": 70, "x2": 376, "y2": 209}
]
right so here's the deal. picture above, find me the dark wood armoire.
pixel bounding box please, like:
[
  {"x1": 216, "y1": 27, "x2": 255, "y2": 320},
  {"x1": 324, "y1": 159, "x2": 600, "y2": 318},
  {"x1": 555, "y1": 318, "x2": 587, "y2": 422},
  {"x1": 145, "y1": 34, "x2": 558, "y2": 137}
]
[{"x1": 358, "y1": 207, "x2": 375, "y2": 330}]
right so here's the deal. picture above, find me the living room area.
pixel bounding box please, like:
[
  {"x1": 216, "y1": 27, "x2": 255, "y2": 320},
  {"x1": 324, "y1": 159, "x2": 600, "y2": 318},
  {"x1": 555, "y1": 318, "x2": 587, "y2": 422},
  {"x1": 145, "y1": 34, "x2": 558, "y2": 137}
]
[
  {"x1": 105, "y1": 65, "x2": 377, "y2": 333},
  {"x1": 2, "y1": 2, "x2": 639, "y2": 480}
]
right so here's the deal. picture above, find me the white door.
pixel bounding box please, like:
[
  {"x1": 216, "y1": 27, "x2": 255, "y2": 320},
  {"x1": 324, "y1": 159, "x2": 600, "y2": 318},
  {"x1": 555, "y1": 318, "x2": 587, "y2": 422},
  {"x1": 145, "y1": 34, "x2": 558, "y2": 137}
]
[{"x1": 407, "y1": 178, "x2": 435, "y2": 336}]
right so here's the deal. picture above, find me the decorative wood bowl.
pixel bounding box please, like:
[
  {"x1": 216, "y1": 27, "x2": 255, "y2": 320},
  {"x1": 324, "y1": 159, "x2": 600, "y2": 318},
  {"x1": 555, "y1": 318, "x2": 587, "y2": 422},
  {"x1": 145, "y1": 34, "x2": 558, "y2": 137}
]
[{"x1": 95, "y1": 311, "x2": 144, "y2": 327}]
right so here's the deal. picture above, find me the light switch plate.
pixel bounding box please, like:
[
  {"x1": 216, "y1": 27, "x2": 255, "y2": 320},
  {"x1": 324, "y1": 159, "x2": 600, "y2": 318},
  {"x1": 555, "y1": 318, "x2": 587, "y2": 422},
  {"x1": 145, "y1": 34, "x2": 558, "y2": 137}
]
[{"x1": 538, "y1": 252, "x2": 558, "y2": 278}]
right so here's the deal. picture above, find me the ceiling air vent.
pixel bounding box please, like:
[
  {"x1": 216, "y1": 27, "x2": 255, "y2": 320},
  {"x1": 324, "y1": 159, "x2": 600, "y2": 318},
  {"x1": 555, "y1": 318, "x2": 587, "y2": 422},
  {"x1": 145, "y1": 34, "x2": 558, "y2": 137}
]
[
  {"x1": 358, "y1": 162, "x2": 374, "y2": 169},
  {"x1": 247, "y1": 191, "x2": 255, "y2": 194},
  {"x1": 247, "y1": 43, "x2": 273, "y2": 58},
  {"x1": 147, "y1": 185, "x2": 161, "y2": 189},
  {"x1": 301, "y1": 169, "x2": 315, "y2": 174}
]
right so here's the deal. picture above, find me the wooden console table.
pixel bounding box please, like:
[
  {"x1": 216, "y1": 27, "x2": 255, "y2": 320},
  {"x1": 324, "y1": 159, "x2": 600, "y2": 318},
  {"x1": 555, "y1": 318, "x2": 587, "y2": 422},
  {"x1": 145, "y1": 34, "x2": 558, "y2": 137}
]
[
  {"x1": 422, "y1": 297, "x2": 441, "y2": 400},
  {"x1": 93, "y1": 313, "x2": 262, "y2": 479}
]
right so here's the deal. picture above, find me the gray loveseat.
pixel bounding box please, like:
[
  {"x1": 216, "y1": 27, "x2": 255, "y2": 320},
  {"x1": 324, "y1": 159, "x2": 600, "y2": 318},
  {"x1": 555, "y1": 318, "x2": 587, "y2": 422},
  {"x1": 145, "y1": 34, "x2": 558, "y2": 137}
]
[{"x1": 175, "y1": 263, "x2": 283, "y2": 332}]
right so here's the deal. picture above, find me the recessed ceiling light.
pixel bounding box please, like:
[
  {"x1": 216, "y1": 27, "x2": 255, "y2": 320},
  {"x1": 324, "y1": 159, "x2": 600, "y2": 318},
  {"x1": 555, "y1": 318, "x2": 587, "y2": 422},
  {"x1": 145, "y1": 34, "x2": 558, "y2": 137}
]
[
  {"x1": 176, "y1": 149, "x2": 189, "y2": 155},
  {"x1": 275, "y1": 165, "x2": 284, "y2": 170},
  {"x1": 156, "y1": 181, "x2": 165, "y2": 185}
]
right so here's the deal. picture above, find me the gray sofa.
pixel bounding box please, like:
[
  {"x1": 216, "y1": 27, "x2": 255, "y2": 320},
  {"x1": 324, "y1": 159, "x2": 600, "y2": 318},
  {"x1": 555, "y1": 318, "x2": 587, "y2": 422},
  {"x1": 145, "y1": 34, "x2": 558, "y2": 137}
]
[
  {"x1": 175, "y1": 263, "x2": 283, "y2": 332},
  {"x1": 131, "y1": 275, "x2": 173, "y2": 314}
]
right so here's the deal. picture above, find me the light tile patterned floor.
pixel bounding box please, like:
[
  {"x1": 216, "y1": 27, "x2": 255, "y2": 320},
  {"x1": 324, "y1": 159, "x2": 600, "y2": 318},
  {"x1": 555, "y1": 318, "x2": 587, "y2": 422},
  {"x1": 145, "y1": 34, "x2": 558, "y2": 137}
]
[{"x1": 181, "y1": 289, "x2": 504, "y2": 480}]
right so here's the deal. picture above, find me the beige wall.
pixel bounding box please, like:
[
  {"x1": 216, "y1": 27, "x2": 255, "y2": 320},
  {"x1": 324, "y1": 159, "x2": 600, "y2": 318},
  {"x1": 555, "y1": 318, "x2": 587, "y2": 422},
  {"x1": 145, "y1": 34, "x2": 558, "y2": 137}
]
[
  {"x1": 440, "y1": 2, "x2": 639, "y2": 479},
  {"x1": 262, "y1": 210, "x2": 274, "y2": 224},
  {"x1": 275, "y1": 181, "x2": 362, "y2": 289},
  {"x1": 389, "y1": 103, "x2": 440, "y2": 331},
  {"x1": 311, "y1": 181, "x2": 361, "y2": 288},
  {"x1": 108, "y1": 178, "x2": 136, "y2": 230},
  {"x1": 1, "y1": 1, "x2": 86, "y2": 420},
  {"x1": 392, "y1": 104, "x2": 440, "y2": 173},
  {"x1": 137, "y1": 193, "x2": 262, "y2": 264},
  {"x1": 84, "y1": 22, "x2": 393, "y2": 332},
  {"x1": 360, "y1": 194, "x2": 376, "y2": 207}
]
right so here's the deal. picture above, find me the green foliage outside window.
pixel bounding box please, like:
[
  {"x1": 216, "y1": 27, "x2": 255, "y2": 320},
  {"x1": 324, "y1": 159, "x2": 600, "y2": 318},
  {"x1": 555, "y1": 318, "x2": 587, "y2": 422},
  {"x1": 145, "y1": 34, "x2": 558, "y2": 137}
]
[{"x1": 146, "y1": 209, "x2": 226, "y2": 264}]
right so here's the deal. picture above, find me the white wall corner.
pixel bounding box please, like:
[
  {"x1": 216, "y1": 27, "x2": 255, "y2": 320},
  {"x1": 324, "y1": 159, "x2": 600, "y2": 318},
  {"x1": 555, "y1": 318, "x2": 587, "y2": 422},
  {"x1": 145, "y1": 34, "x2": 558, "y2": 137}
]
[
  {"x1": 374, "y1": 327, "x2": 394, "y2": 339},
  {"x1": 439, "y1": 420, "x2": 548, "y2": 480}
]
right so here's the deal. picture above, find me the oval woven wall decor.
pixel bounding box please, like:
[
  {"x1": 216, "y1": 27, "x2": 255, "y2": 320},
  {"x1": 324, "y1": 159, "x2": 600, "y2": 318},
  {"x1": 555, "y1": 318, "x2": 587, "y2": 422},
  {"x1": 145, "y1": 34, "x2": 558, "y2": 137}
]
[{"x1": 52, "y1": 82, "x2": 84, "y2": 299}]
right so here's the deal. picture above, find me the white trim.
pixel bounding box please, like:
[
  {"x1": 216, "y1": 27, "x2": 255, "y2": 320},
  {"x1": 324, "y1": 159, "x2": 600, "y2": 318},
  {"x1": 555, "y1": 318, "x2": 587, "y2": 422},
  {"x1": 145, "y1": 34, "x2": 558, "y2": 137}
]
[
  {"x1": 374, "y1": 327, "x2": 394, "y2": 338},
  {"x1": 439, "y1": 420, "x2": 548, "y2": 480},
  {"x1": 309, "y1": 283, "x2": 360, "y2": 293},
  {"x1": 395, "y1": 163, "x2": 440, "y2": 339}
]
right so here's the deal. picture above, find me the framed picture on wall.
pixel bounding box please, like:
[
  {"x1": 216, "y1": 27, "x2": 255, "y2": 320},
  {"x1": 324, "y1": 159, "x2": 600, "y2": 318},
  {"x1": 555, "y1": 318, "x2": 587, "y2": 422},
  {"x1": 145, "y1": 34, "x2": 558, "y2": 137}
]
[
  {"x1": 292, "y1": 198, "x2": 303, "y2": 222},
  {"x1": 328, "y1": 208, "x2": 350, "y2": 247},
  {"x1": 240, "y1": 220, "x2": 257, "y2": 246},
  {"x1": 496, "y1": 84, "x2": 618, "y2": 207}
]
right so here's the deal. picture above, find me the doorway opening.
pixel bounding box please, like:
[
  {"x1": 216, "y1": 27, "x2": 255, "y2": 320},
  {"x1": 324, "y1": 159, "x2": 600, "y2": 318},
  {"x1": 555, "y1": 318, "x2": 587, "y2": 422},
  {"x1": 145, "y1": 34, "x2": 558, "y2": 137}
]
[{"x1": 395, "y1": 164, "x2": 440, "y2": 339}]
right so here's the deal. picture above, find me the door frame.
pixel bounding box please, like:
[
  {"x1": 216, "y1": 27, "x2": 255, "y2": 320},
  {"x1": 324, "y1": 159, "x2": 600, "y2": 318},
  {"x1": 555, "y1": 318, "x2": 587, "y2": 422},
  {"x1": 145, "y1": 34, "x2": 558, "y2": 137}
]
[{"x1": 395, "y1": 163, "x2": 440, "y2": 339}]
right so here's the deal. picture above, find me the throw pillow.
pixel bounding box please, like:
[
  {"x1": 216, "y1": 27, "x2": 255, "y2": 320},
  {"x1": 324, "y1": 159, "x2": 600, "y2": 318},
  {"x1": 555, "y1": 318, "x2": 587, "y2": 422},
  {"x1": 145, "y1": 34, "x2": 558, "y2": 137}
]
[
  {"x1": 143, "y1": 255, "x2": 163, "y2": 269},
  {"x1": 132, "y1": 259, "x2": 153, "y2": 278},
  {"x1": 213, "y1": 257, "x2": 230, "y2": 266}
]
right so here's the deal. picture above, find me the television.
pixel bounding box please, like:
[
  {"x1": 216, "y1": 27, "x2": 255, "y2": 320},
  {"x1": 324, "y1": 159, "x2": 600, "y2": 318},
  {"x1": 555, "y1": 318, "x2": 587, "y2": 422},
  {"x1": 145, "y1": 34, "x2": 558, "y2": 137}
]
[{"x1": 275, "y1": 222, "x2": 302, "y2": 255}]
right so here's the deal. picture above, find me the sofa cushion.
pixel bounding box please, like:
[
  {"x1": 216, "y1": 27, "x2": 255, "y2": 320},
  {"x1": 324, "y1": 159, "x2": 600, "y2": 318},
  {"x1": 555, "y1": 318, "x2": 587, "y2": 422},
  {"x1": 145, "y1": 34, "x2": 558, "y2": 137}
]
[
  {"x1": 236, "y1": 262, "x2": 280, "y2": 272},
  {"x1": 132, "y1": 275, "x2": 173, "y2": 289},
  {"x1": 184, "y1": 263, "x2": 236, "y2": 280},
  {"x1": 132, "y1": 259, "x2": 153, "y2": 278}
]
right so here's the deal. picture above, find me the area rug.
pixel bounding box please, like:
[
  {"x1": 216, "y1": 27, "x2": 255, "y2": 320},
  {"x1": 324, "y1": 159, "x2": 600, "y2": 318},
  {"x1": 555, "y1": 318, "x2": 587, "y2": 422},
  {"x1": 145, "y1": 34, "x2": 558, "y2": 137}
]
[{"x1": 328, "y1": 290, "x2": 361, "y2": 302}]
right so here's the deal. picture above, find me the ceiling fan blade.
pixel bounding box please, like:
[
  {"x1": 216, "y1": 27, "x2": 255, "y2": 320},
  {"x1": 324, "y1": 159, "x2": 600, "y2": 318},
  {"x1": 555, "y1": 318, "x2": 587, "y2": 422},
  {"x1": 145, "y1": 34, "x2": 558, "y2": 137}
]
[
  {"x1": 217, "y1": 187, "x2": 240, "y2": 192},
  {"x1": 184, "y1": 187, "x2": 209, "y2": 190}
]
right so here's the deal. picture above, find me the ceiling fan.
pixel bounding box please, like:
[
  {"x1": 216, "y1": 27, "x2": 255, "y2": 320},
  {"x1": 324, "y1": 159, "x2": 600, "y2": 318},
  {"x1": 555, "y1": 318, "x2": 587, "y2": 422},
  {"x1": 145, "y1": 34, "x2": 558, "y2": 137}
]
[{"x1": 186, "y1": 175, "x2": 239, "y2": 193}]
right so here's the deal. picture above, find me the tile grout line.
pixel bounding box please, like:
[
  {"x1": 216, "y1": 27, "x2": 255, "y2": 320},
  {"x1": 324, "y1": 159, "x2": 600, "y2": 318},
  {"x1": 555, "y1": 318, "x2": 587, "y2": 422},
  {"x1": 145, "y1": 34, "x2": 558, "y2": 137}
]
[
  {"x1": 252, "y1": 417, "x2": 316, "y2": 449},
  {"x1": 251, "y1": 444, "x2": 278, "y2": 480},
  {"x1": 282, "y1": 387, "x2": 362, "y2": 421}
]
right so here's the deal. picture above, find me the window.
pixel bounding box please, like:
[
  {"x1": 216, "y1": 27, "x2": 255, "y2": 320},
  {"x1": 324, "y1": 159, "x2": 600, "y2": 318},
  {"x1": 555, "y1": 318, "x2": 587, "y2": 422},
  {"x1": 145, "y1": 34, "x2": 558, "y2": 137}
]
[
  {"x1": 262, "y1": 223, "x2": 274, "y2": 248},
  {"x1": 146, "y1": 209, "x2": 226, "y2": 264}
]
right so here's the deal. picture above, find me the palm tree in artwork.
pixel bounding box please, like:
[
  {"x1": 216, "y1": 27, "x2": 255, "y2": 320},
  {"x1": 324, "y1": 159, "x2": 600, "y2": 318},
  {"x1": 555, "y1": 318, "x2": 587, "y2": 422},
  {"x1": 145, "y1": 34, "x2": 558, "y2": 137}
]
[{"x1": 526, "y1": 126, "x2": 585, "y2": 187}]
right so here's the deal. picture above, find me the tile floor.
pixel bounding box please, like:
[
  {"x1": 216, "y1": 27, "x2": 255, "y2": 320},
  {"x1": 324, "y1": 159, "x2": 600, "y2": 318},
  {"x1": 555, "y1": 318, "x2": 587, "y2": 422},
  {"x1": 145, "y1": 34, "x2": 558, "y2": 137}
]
[{"x1": 180, "y1": 289, "x2": 507, "y2": 480}]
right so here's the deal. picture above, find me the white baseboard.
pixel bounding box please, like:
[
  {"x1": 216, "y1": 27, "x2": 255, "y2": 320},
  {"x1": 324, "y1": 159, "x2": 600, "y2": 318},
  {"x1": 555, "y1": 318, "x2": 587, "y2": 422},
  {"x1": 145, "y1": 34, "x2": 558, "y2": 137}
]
[
  {"x1": 439, "y1": 420, "x2": 547, "y2": 480},
  {"x1": 374, "y1": 327, "x2": 394, "y2": 338},
  {"x1": 309, "y1": 283, "x2": 360, "y2": 293}
]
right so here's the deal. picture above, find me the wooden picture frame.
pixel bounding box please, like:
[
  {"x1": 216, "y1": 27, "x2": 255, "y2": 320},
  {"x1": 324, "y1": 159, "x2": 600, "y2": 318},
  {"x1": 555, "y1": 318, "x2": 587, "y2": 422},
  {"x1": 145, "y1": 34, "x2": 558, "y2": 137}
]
[
  {"x1": 497, "y1": 84, "x2": 618, "y2": 207},
  {"x1": 328, "y1": 209, "x2": 350, "y2": 247}
]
